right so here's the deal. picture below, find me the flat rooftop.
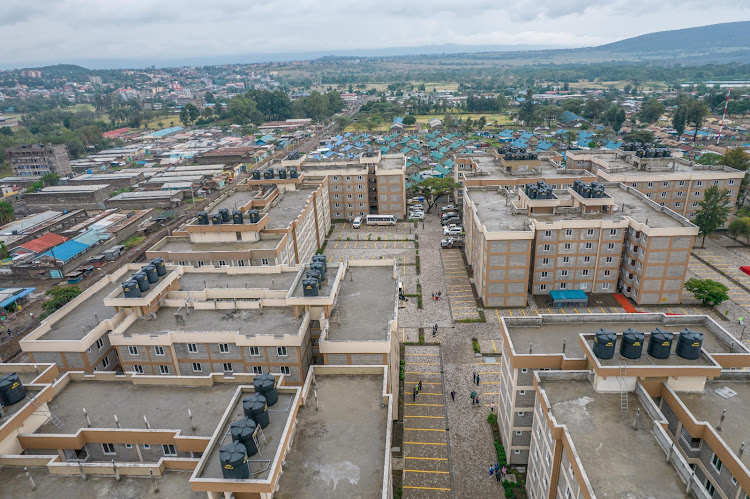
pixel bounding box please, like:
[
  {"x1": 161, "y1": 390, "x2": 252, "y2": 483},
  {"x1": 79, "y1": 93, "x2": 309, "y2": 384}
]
[
  {"x1": 678, "y1": 380, "x2": 750, "y2": 469},
  {"x1": 276, "y1": 375, "x2": 387, "y2": 498},
  {"x1": 595, "y1": 153, "x2": 739, "y2": 176},
  {"x1": 465, "y1": 155, "x2": 590, "y2": 180},
  {"x1": 544, "y1": 379, "x2": 687, "y2": 497},
  {"x1": 0, "y1": 467, "x2": 202, "y2": 499},
  {"x1": 327, "y1": 267, "x2": 395, "y2": 342},
  {"x1": 291, "y1": 265, "x2": 341, "y2": 298},
  {"x1": 265, "y1": 189, "x2": 314, "y2": 229},
  {"x1": 157, "y1": 237, "x2": 279, "y2": 253},
  {"x1": 197, "y1": 391, "x2": 295, "y2": 481},
  {"x1": 110, "y1": 191, "x2": 177, "y2": 200},
  {"x1": 35, "y1": 380, "x2": 239, "y2": 436},
  {"x1": 179, "y1": 271, "x2": 299, "y2": 292},
  {"x1": 39, "y1": 281, "x2": 120, "y2": 341},
  {"x1": 212, "y1": 191, "x2": 254, "y2": 212},
  {"x1": 607, "y1": 185, "x2": 683, "y2": 228},
  {"x1": 380, "y1": 157, "x2": 404, "y2": 171},
  {"x1": 124, "y1": 307, "x2": 302, "y2": 337},
  {"x1": 506, "y1": 319, "x2": 727, "y2": 358},
  {"x1": 466, "y1": 189, "x2": 530, "y2": 231}
]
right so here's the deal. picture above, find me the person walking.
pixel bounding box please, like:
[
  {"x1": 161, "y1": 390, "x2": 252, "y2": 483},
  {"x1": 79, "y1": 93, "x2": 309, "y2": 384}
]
[
  {"x1": 473, "y1": 372, "x2": 477, "y2": 384},
  {"x1": 475, "y1": 395, "x2": 480, "y2": 406},
  {"x1": 470, "y1": 390, "x2": 477, "y2": 405},
  {"x1": 489, "y1": 465, "x2": 494, "y2": 478},
  {"x1": 490, "y1": 401, "x2": 495, "y2": 412},
  {"x1": 418, "y1": 380, "x2": 422, "y2": 391},
  {"x1": 450, "y1": 389, "x2": 455, "y2": 401},
  {"x1": 412, "y1": 387, "x2": 417, "y2": 402},
  {"x1": 476, "y1": 374, "x2": 481, "y2": 386},
  {"x1": 494, "y1": 463, "x2": 501, "y2": 482}
]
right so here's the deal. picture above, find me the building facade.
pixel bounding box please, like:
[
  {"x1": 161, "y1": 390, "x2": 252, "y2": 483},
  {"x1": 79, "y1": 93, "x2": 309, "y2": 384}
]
[{"x1": 7, "y1": 143, "x2": 73, "y2": 177}]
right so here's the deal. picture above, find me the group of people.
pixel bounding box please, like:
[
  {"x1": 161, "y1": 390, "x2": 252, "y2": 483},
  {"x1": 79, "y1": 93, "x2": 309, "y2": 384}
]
[
  {"x1": 431, "y1": 291, "x2": 442, "y2": 301},
  {"x1": 489, "y1": 463, "x2": 508, "y2": 482},
  {"x1": 411, "y1": 380, "x2": 423, "y2": 401}
]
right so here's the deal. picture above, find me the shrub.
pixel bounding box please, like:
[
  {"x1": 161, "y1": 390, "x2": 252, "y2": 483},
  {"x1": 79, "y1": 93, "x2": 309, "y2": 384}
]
[
  {"x1": 487, "y1": 412, "x2": 498, "y2": 426},
  {"x1": 42, "y1": 285, "x2": 82, "y2": 316},
  {"x1": 472, "y1": 338, "x2": 481, "y2": 354}
]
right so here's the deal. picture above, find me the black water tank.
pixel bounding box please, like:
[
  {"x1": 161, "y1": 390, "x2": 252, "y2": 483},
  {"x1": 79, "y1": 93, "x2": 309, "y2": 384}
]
[
  {"x1": 211, "y1": 214, "x2": 223, "y2": 225},
  {"x1": 233, "y1": 210, "x2": 244, "y2": 224},
  {"x1": 243, "y1": 393, "x2": 270, "y2": 428},
  {"x1": 132, "y1": 272, "x2": 150, "y2": 292},
  {"x1": 302, "y1": 278, "x2": 319, "y2": 297},
  {"x1": 219, "y1": 441, "x2": 250, "y2": 479},
  {"x1": 306, "y1": 269, "x2": 322, "y2": 286},
  {"x1": 619, "y1": 328, "x2": 644, "y2": 359},
  {"x1": 676, "y1": 329, "x2": 703, "y2": 360},
  {"x1": 310, "y1": 262, "x2": 326, "y2": 281},
  {"x1": 252, "y1": 170, "x2": 261, "y2": 180},
  {"x1": 197, "y1": 212, "x2": 209, "y2": 225},
  {"x1": 312, "y1": 254, "x2": 327, "y2": 272},
  {"x1": 122, "y1": 280, "x2": 141, "y2": 298},
  {"x1": 151, "y1": 258, "x2": 167, "y2": 276},
  {"x1": 142, "y1": 264, "x2": 159, "y2": 284},
  {"x1": 593, "y1": 329, "x2": 617, "y2": 360},
  {"x1": 230, "y1": 418, "x2": 258, "y2": 457},
  {"x1": 219, "y1": 208, "x2": 230, "y2": 223},
  {"x1": 279, "y1": 169, "x2": 287, "y2": 179},
  {"x1": 248, "y1": 210, "x2": 260, "y2": 224},
  {"x1": 253, "y1": 373, "x2": 279, "y2": 406},
  {"x1": 290, "y1": 168, "x2": 298, "y2": 178},
  {"x1": 647, "y1": 328, "x2": 673, "y2": 360},
  {"x1": 0, "y1": 373, "x2": 26, "y2": 406}
]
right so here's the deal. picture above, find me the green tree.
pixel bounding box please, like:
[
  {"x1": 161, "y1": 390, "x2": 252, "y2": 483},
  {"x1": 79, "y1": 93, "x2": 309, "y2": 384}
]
[
  {"x1": 0, "y1": 243, "x2": 8, "y2": 259},
  {"x1": 684, "y1": 278, "x2": 729, "y2": 307},
  {"x1": 694, "y1": 186, "x2": 731, "y2": 247},
  {"x1": 39, "y1": 173, "x2": 60, "y2": 186},
  {"x1": 637, "y1": 99, "x2": 666, "y2": 124},
  {"x1": 179, "y1": 103, "x2": 199, "y2": 126},
  {"x1": 623, "y1": 130, "x2": 655, "y2": 144},
  {"x1": 603, "y1": 105, "x2": 626, "y2": 132},
  {"x1": 477, "y1": 116, "x2": 487, "y2": 129},
  {"x1": 518, "y1": 89, "x2": 537, "y2": 126},
  {"x1": 413, "y1": 177, "x2": 461, "y2": 213},
  {"x1": 723, "y1": 147, "x2": 749, "y2": 171},
  {"x1": 728, "y1": 218, "x2": 750, "y2": 242},
  {"x1": 0, "y1": 126, "x2": 12, "y2": 136},
  {"x1": 42, "y1": 285, "x2": 82, "y2": 317},
  {"x1": 403, "y1": 115, "x2": 417, "y2": 126},
  {"x1": 0, "y1": 201, "x2": 13, "y2": 225},
  {"x1": 687, "y1": 100, "x2": 710, "y2": 142},
  {"x1": 672, "y1": 106, "x2": 687, "y2": 140},
  {"x1": 204, "y1": 91, "x2": 216, "y2": 103}
]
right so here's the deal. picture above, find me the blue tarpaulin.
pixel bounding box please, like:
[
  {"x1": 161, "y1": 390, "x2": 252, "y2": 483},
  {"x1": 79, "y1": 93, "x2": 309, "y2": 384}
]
[{"x1": 549, "y1": 289, "x2": 588, "y2": 307}]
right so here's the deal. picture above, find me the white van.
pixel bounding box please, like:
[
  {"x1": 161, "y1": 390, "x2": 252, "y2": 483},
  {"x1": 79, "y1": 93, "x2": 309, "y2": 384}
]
[{"x1": 352, "y1": 216, "x2": 362, "y2": 229}]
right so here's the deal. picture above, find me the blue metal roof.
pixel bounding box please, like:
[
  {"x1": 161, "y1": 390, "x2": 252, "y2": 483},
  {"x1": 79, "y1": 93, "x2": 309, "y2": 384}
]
[
  {"x1": 37, "y1": 240, "x2": 89, "y2": 263},
  {"x1": 0, "y1": 288, "x2": 35, "y2": 309},
  {"x1": 549, "y1": 290, "x2": 587, "y2": 301}
]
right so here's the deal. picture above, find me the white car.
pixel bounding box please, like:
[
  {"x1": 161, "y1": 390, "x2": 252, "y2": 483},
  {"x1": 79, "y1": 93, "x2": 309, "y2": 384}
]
[
  {"x1": 441, "y1": 204, "x2": 455, "y2": 212},
  {"x1": 409, "y1": 212, "x2": 425, "y2": 220},
  {"x1": 444, "y1": 226, "x2": 463, "y2": 237}
]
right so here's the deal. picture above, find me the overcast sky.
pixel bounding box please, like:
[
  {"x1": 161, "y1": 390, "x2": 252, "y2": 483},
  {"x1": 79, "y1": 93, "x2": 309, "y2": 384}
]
[{"x1": 1, "y1": 0, "x2": 749, "y2": 69}]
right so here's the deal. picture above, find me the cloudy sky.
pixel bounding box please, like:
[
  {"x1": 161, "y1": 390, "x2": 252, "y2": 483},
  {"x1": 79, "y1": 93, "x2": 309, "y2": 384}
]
[{"x1": 1, "y1": 0, "x2": 748, "y2": 68}]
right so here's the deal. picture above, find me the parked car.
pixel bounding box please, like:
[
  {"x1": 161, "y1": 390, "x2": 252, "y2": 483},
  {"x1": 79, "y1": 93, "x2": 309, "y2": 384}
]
[
  {"x1": 440, "y1": 211, "x2": 457, "y2": 220},
  {"x1": 352, "y1": 216, "x2": 362, "y2": 229},
  {"x1": 409, "y1": 212, "x2": 425, "y2": 221},
  {"x1": 444, "y1": 226, "x2": 463, "y2": 237},
  {"x1": 443, "y1": 224, "x2": 459, "y2": 234},
  {"x1": 441, "y1": 204, "x2": 455, "y2": 212},
  {"x1": 441, "y1": 216, "x2": 460, "y2": 226},
  {"x1": 441, "y1": 238, "x2": 464, "y2": 248}
]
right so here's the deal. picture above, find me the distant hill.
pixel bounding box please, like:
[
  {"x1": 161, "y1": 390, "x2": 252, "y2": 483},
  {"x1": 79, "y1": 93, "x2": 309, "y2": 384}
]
[
  {"x1": 596, "y1": 21, "x2": 750, "y2": 54},
  {"x1": 24, "y1": 64, "x2": 92, "y2": 76}
]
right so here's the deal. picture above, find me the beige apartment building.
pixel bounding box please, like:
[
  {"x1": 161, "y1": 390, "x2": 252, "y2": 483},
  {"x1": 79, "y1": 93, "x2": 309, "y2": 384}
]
[
  {"x1": 493, "y1": 313, "x2": 750, "y2": 498},
  {"x1": 7, "y1": 143, "x2": 73, "y2": 177},
  {"x1": 567, "y1": 149, "x2": 744, "y2": 219},
  {"x1": 462, "y1": 181, "x2": 698, "y2": 307}
]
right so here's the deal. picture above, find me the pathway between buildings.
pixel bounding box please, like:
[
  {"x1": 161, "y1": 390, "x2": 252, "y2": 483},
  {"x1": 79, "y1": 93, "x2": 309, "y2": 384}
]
[{"x1": 439, "y1": 248, "x2": 480, "y2": 321}]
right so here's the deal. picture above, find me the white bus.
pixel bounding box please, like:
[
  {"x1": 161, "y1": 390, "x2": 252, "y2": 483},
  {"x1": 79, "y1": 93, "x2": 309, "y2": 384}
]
[{"x1": 366, "y1": 214, "x2": 397, "y2": 226}]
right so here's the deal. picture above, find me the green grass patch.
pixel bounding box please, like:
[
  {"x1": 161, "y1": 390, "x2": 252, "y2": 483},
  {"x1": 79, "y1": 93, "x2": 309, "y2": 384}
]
[{"x1": 123, "y1": 234, "x2": 146, "y2": 249}]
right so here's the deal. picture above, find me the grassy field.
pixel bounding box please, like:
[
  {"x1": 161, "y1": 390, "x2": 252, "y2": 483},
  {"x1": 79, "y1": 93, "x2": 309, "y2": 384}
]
[
  {"x1": 413, "y1": 113, "x2": 511, "y2": 125},
  {"x1": 144, "y1": 114, "x2": 180, "y2": 130}
]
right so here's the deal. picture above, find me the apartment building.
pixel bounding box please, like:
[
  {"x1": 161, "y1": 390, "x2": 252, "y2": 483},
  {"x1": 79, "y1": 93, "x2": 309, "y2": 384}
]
[
  {"x1": 462, "y1": 181, "x2": 698, "y2": 307},
  {"x1": 0, "y1": 362, "x2": 393, "y2": 499},
  {"x1": 7, "y1": 143, "x2": 73, "y2": 177},
  {"x1": 567, "y1": 149, "x2": 744, "y2": 219},
  {"x1": 495, "y1": 313, "x2": 750, "y2": 498},
  {"x1": 146, "y1": 179, "x2": 330, "y2": 268}
]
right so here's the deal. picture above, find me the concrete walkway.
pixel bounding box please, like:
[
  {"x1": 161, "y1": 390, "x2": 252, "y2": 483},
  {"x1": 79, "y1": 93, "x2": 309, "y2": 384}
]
[{"x1": 439, "y1": 247, "x2": 480, "y2": 321}]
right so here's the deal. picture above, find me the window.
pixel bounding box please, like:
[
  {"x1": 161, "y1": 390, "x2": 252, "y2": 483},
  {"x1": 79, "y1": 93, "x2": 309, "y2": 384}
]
[
  {"x1": 631, "y1": 182, "x2": 637, "y2": 188},
  {"x1": 692, "y1": 201, "x2": 699, "y2": 207},
  {"x1": 607, "y1": 243, "x2": 615, "y2": 250},
  {"x1": 159, "y1": 365, "x2": 170, "y2": 375},
  {"x1": 515, "y1": 431, "x2": 522, "y2": 435},
  {"x1": 604, "y1": 270, "x2": 611, "y2": 276},
  {"x1": 219, "y1": 343, "x2": 229, "y2": 353},
  {"x1": 560, "y1": 283, "x2": 567, "y2": 289},
  {"x1": 96, "y1": 338, "x2": 104, "y2": 349},
  {"x1": 542, "y1": 258, "x2": 549, "y2": 265},
  {"x1": 192, "y1": 363, "x2": 202, "y2": 372},
  {"x1": 249, "y1": 346, "x2": 260, "y2": 356},
  {"x1": 521, "y1": 368, "x2": 528, "y2": 373},
  {"x1": 647, "y1": 182, "x2": 653, "y2": 188},
  {"x1": 676, "y1": 191, "x2": 684, "y2": 197},
  {"x1": 660, "y1": 192, "x2": 667, "y2": 198},
  {"x1": 197, "y1": 261, "x2": 204, "y2": 267},
  {"x1": 277, "y1": 346, "x2": 288, "y2": 356},
  {"x1": 696, "y1": 180, "x2": 703, "y2": 186},
  {"x1": 711, "y1": 453, "x2": 723, "y2": 472},
  {"x1": 102, "y1": 357, "x2": 110, "y2": 368},
  {"x1": 544, "y1": 230, "x2": 551, "y2": 237},
  {"x1": 585, "y1": 242, "x2": 592, "y2": 249},
  {"x1": 543, "y1": 244, "x2": 551, "y2": 252},
  {"x1": 280, "y1": 366, "x2": 291, "y2": 375},
  {"x1": 518, "y1": 411, "x2": 525, "y2": 416},
  {"x1": 587, "y1": 229, "x2": 594, "y2": 236},
  {"x1": 154, "y1": 346, "x2": 165, "y2": 356},
  {"x1": 606, "y1": 256, "x2": 613, "y2": 263},
  {"x1": 729, "y1": 179, "x2": 735, "y2": 185},
  {"x1": 561, "y1": 270, "x2": 568, "y2": 277},
  {"x1": 143, "y1": 444, "x2": 150, "y2": 449},
  {"x1": 704, "y1": 479, "x2": 716, "y2": 496},
  {"x1": 583, "y1": 256, "x2": 591, "y2": 263},
  {"x1": 694, "y1": 191, "x2": 700, "y2": 197},
  {"x1": 133, "y1": 365, "x2": 144, "y2": 374},
  {"x1": 565, "y1": 229, "x2": 573, "y2": 236},
  {"x1": 223, "y1": 363, "x2": 233, "y2": 372},
  {"x1": 218, "y1": 260, "x2": 226, "y2": 266},
  {"x1": 580, "y1": 283, "x2": 588, "y2": 290},
  {"x1": 238, "y1": 260, "x2": 247, "y2": 267},
  {"x1": 188, "y1": 343, "x2": 198, "y2": 353},
  {"x1": 125, "y1": 443, "x2": 133, "y2": 449},
  {"x1": 101, "y1": 443, "x2": 116, "y2": 455},
  {"x1": 663, "y1": 181, "x2": 669, "y2": 187},
  {"x1": 647, "y1": 193, "x2": 652, "y2": 198},
  {"x1": 563, "y1": 243, "x2": 571, "y2": 250},
  {"x1": 540, "y1": 284, "x2": 547, "y2": 291},
  {"x1": 602, "y1": 283, "x2": 610, "y2": 290},
  {"x1": 732, "y1": 477, "x2": 738, "y2": 485},
  {"x1": 513, "y1": 449, "x2": 521, "y2": 455},
  {"x1": 520, "y1": 390, "x2": 526, "y2": 395},
  {"x1": 252, "y1": 366, "x2": 263, "y2": 374},
  {"x1": 261, "y1": 258, "x2": 269, "y2": 266},
  {"x1": 562, "y1": 256, "x2": 570, "y2": 264},
  {"x1": 541, "y1": 271, "x2": 548, "y2": 278},
  {"x1": 582, "y1": 269, "x2": 589, "y2": 276},
  {"x1": 609, "y1": 229, "x2": 617, "y2": 236},
  {"x1": 675, "y1": 202, "x2": 681, "y2": 207},
  {"x1": 128, "y1": 346, "x2": 138, "y2": 355},
  {"x1": 178, "y1": 261, "x2": 186, "y2": 266},
  {"x1": 162, "y1": 444, "x2": 177, "y2": 456},
  {"x1": 566, "y1": 489, "x2": 571, "y2": 499},
  {"x1": 679, "y1": 180, "x2": 686, "y2": 186}
]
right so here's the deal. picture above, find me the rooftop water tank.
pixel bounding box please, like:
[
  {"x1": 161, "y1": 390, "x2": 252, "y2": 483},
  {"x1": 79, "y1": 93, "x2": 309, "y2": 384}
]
[
  {"x1": 230, "y1": 418, "x2": 258, "y2": 457},
  {"x1": 619, "y1": 328, "x2": 644, "y2": 359},
  {"x1": 132, "y1": 272, "x2": 150, "y2": 292},
  {"x1": 306, "y1": 269, "x2": 322, "y2": 286},
  {"x1": 676, "y1": 329, "x2": 703, "y2": 360},
  {"x1": 219, "y1": 208, "x2": 230, "y2": 223},
  {"x1": 211, "y1": 214, "x2": 223, "y2": 225},
  {"x1": 278, "y1": 169, "x2": 287, "y2": 179},
  {"x1": 219, "y1": 441, "x2": 250, "y2": 479},
  {"x1": 310, "y1": 262, "x2": 326, "y2": 281},
  {"x1": 302, "y1": 278, "x2": 319, "y2": 297},
  {"x1": 264, "y1": 169, "x2": 274, "y2": 179},
  {"x1": 252, "y1": 170, "x2": 261, "y2": 180},
  {"x1": 290, "y1": 168, "x2": 298, "y2": 179},
  {"x1": 142, "y1": 264, "x2": 159, "y2": 284},
  {"x1": 151, "y1": 258, "x2": 167, "y2": 276},
  {"x1": 0, "y1": 373, "x2": 26, "y2": 406},
  {"x1": 253, "y1": 373, "x2": 279, "y2": 406},
  {"x1": 647, "y1": 328, "x2": 673, "y2": 360},
  {"x1": 248, "y1": 210, "x2": 260, "y2": 224},
  {"x1": 233, "y1": 210, "x2": 244, "y2": 224},
  {"x1": 122, "y1": 279, "x2": 141, "y2": 298},
  {"x1": 593, "y1": 329, "x2": 617, "y2": 360},
  {"x1": 197, "y1": 212, "x2": 209, "y2": 225},
  {"x1": 243, "y1": 393, "x2": 270, "y2": 428},
  {"x1": 312, "y1": 254, "x2": 327, "y2": 273}
]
